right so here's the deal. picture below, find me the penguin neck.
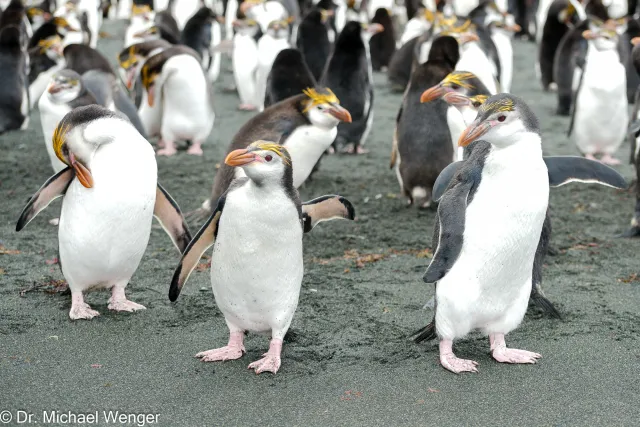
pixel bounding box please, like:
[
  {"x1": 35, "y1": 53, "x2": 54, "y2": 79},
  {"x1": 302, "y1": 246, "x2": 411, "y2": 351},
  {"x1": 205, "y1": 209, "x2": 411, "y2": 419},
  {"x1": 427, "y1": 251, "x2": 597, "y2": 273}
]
[{"x1": 489, "y1": 131, "x2": 542, "y2": 157}]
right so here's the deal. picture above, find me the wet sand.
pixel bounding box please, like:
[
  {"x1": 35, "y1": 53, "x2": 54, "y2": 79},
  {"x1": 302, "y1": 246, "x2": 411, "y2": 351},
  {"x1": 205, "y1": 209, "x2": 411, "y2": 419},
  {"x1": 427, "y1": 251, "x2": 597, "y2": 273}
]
[{"x1": 1, "y1": 20, "x2": 639, "y2": 426}]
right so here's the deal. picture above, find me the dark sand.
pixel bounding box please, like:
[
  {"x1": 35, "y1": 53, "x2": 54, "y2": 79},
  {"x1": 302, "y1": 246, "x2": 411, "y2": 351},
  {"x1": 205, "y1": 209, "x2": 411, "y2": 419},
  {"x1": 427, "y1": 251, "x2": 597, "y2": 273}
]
[{"x1": 1, "y1": 21, "x2": 639, "y2": 426}]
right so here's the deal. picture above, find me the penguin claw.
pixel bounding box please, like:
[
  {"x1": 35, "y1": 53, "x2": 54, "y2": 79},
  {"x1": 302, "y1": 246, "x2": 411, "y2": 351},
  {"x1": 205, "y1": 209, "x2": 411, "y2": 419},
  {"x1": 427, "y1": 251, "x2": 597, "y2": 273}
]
[
  {"x1": 196, "y1": 346, "x2": 244, "y2": 362},
  {"x1": 491, "y1": 347, "x2": 542, "y2": 364},
  {"x1": 69, "y1": 303, "x2": 100, "y2": 320},
  {"x1": 440, "y1": 355, "x2": 479, "y2": 374},
  {"x1": 248, "y1": 354, "x2": 281, "y2": 374},
  {"x1": 107, "y1": 299, "x2": 146, "y2": 312}
]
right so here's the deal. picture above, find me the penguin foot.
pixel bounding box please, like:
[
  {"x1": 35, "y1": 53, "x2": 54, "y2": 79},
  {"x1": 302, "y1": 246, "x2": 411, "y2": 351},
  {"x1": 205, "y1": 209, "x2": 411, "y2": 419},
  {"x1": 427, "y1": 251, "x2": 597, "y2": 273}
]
[
  {"x1": 157, "y1": 146, "x2": 178, "y2": 156},
  {"x1": 439, "y1": 340, "x2": 478, "y2": 374},
  {"x1": 248, "y1": 338, "x2": 282, "y2": 374},
  {"x1": 238, "y1": 104, "x2": 257, "y2": 111},
  {"x1": 490, "y1": 333, "x2": 541, "y2": 364},
  {"x1": 196, "y1": 332, "x2": 245, "y2": 362},
  {"x1": 600, "y1": 154, "x2": 621, "y2": 166},
  {"x1": 108, "y1": 286, "x2": 146, "y2": 312},
  {"x1": 187, "y1": 143, "x2": 204, "y2": 156},
  {"x1": 69, "y1": 292, "x2": 100, "y2": 320},
  {"x1": 344, "y1": 145, "x2": 369, "y2": 155},
  {"x1": 585, "y1": 153, "x2": 597, "y2": 161}
]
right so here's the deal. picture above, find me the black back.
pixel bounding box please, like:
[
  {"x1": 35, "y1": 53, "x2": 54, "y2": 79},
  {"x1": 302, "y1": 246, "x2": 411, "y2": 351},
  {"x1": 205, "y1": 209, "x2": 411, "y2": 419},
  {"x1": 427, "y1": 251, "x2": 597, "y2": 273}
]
[
  {"x1": 182, "y1": 7, "x2": 217, "y2": 59},
  {"x1": 538, "y1": 0, "x2": 572, "y2": 90},
  {"x1": 64, "y1": 44, "x2": 114, "y2": 75},
  {"x1": 155, "y1": 10, "x2": 181, "y2": 44},
  {"x1": 387, "y1": 35, "x2": 420, "y2": 91},
  {"x1": 28, "y1": 20, "x2": 60, "y2": 47},
  {"x1": 369, "y1": 8, "x2": 396, "y2": 71},
  {"x1": 0, "y1": 2, "x2": 28, "y2": 134},
  {"x1": 296, "y1": 8, "x2": 331, "y2": 81},
  {"x1": 264, "y1": 48, "x2": 316, "y2": 108}
]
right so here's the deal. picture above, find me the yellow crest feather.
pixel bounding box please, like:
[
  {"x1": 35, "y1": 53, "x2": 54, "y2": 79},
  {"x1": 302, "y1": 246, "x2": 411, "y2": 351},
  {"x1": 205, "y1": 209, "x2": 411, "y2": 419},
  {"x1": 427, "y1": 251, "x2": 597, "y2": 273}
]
[
  {"x1": 302, "y1": 87, "x2": 339, "y2": 112},
  {"x1": 479, "y1": 98, "x2": 515, "y2": 114},
  {"x1": 37, "y1": 36, "x2": 61, "y2": 54},
  {"x1": 52, "y1": 122, "x2": 72, "y2": 165},
  {"x1": 249, "y1": 141, "x2": 291, "y2": 166},
  {"x1": 442, "y1": 72, "x2": 476, "y2": 89},
  {"x1": 119, "y1": 45, "x2": 139, "y2": 69},
  {"x1": 470, "y1": 94, "x2": 489, "y2": 105}
]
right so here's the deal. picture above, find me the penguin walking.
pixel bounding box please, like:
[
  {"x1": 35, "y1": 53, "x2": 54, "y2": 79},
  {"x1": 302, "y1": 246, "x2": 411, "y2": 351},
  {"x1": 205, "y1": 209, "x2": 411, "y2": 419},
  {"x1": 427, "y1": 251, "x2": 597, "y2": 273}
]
[
  {"x1": 232, "y1": 18, "x2": 261, "y2": 111},
  {"x1": 296, "y1": 7, "x2": 331, "y2": 82},
  {"x1": 569, "y1": 19, "x2": 628, "y2": 165},
  {"x1": 369, "y1": 7, "x2": 395, "y2": 71},
  {"x1": 169, "y1": 141, "x2": 355, "y2": 374},
  {"x1": 28, "y1": 34, "x2": 65, "y2": 110},
  {"x1": 321, "y1": 21, "x2": 383, "y2": 154},
  {"x1": 390, "y1": 35, "x2": 460, "y2": 209},
  {"x1": 181, "y1": 6, "x2": 224, "y2": 83},
  {"x1": 413, "y1": 94, "x2": 627, "y2": 373},
  {"x1": 255, "y1": 19, "x2": 291, "y2": 111},
  {"x1": 16, "y1": 105, "x2": 192, "y2": 320},
  {"x1": 264, "y1": 48, "x2": 315, "y2": 108},
  {"x1": 140, "y1": 46, "x2": 215, "y2": 156}
]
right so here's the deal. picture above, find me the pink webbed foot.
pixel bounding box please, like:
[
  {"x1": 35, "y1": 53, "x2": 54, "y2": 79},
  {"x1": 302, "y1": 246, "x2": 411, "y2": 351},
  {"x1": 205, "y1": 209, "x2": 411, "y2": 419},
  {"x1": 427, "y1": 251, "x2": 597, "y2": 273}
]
[
  {"x1": 157, "y1": 140, "x2": 177, "y2": 156},
  {"x1": 108, "y1": 286, "x2": 146, "y2": 312},
  {"x1": 238, "y1": 104, "x2": 257, "y2": 111},
  {"x1": 354, "y1": 145, "x2": 369, "y2": 154},
  {"x1": 439, "y1": 340, "x2": 478, "y2": 374},
  {"x1": 600, "y1": 154, "x2": 621, "y2": 166},
  {"x1": 187, "y1": 143, "x2": 203, "y2": 156},
  {"x1": 490, "y1": 333, "x2": 541, "y2": 364},
  {"x1": 585, "y1": 153, "x2": 597, "y2": 161},
  {"x1": 69, "y1": 292, "x2": 100, "y2": 320},
  {"x1": 248, "y1": 338, "x2": 282, "y2": 374},
  {"x1": 196, "y1": 332, "x2": 245, "y2": 362}
]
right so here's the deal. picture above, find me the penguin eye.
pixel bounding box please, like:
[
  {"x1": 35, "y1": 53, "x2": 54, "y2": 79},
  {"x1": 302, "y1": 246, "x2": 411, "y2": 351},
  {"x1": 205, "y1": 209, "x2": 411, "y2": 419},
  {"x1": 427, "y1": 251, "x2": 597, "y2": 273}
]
[
  {"x1": 497, "y1": 115, "x2": 506, "y2": 122},
  {"x1": 265, "y1": 154, "x2": 273, "y2": 162},
  {"x1": 450, "y1": 84, "x2": 460, "y2": 90}
]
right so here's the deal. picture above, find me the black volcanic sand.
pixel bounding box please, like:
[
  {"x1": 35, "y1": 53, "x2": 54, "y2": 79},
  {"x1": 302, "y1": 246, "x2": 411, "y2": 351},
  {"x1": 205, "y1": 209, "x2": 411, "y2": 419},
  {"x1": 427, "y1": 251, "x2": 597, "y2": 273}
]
[{"x1": 1, "y1": 21, "x2": 640, "y2": 426}]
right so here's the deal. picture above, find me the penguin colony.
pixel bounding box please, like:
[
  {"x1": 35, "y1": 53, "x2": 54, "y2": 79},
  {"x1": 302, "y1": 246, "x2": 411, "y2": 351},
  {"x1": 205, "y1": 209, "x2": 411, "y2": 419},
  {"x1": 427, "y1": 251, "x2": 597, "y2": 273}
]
[{"x1": 3, "y1": 0, "x2": 639, "y2": 376}]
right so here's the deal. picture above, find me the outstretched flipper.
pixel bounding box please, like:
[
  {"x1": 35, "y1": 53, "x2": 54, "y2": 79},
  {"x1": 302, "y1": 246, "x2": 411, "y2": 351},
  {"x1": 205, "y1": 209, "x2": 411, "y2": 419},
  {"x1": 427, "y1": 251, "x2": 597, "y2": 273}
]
[
  {"x1": 154, "y1": 184, "x2": 192, "y2": 253},
  {"x1": 544, "y1": 156, "x2": 628, "y2": 189},
  {"x1": 301, "y1": 195, "x2": 355, "y2": 233},
  {"x1": 16, "y1": 168, "x2": 75, "y2": 232},
  {"x1": 169, "y1": 195, "x2": 226, "y2": 302}
]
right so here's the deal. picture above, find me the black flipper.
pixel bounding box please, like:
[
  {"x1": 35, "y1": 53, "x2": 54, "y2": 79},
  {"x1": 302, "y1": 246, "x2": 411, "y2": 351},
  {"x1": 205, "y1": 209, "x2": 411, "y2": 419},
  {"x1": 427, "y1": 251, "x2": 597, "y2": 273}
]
[
  {"x1": 16, "y1": 167, "x2": 74, "y2": 232},
  {"x1": 544, "y1": 156, "x2": 628, "y2": 189},
  {"x1": 530, "y1": 283, "x2": 562, "y2": 319},
  {"x1": 566, "y1": 54, "x2": 586, "y2": 138},
  {"x1": 301, "y1": 195, "x2": 355, "y2": 233},
  {"x1": 411, "y1": 318, "x2": 437, "y2": 343},
  {"x1": 432, "y1": 161, "x2": 463, "y2": 202},
  {"x1": 154, "y1": 183, "x2": 192, "y2": 253}
]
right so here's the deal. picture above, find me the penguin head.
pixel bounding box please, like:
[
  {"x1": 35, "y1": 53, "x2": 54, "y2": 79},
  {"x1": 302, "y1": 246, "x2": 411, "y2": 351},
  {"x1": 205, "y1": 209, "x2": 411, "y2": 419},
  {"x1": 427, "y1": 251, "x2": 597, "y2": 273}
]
[
  {"x1": 232, "y1": 18, "x2": 259, "y2": 36},
  {"x1": 225, "y1": 141, "x2": 293, "y2": 187},
  {"x1": 47, "y1": 69, "x2": 83, "y2": 103},
  {"x1": 301, "y1": 87, "x2": 352, "y2": 128},
  {"x1": 53, "y1": 16, "x2": 79, "y2": 35},
  {"x1": 442, "y1": 92, "x2": 488, "y2": 109},
  {"x1": 239, "y1": 0, "x2": 265, "y2": 18},
  {"x1": 133, "y1": 24, "x2": 161, "y2": 40},
  {"x1": 36, "y1": 35, "x2": 63, "y2": 61},
  {"x1": 266, "y1": 18, "x2": 291, "y2": 38},
  {"x1": 458, "y1": 94, "x2": 540, "y2": 148},
  {"x1": 420, "y1": 71, "x2": 483, "y2": 103},
  {"x1": 27, "y1": 7, "x2": 50, "y2": 27},
  {"x1": 52, "y1": 105, "x2": 124, "y2": 189},
  {"x1": 131, "y1": 4, "x2": 153, "y2": 20},
  {"x1": 583, "y1": 17, "x2": 626, "y2": 51}
]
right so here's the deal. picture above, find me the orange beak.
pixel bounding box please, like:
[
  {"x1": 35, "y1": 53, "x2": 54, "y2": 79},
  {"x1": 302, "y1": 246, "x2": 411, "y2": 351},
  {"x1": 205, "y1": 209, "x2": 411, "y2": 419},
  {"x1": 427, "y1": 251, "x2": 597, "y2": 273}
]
[
  {"x1": 442, "y1": 91, "x2": 471, "y2": 106},
  {"x1": 506, "y1": 23, "x2": 521, "y2": 32},
  {"x1": 458, "y1": 121, "x2": 491, "y2": 147},
  {"x1": 225, "y1": 148, "x2": 257, "y2": 166},
  {"x1": 328, "y1": 106, "x2": 352, "y2": 122},
  {"x1": 70, "y1": 153, "x2": 93, "y2": 188},
  {"x1": 582, "y1": 30, "x2": 596, "y2": 40},
  {"x1": 459, "y1": 32, "x2": 480, "y2": 44},
  {"x1": 47, "y1": 83, "x2": 63, "y2": 94},
  {"x1": 632, "y1": 36, "x2": 640, "y2": 46},
  {"x1": 420, "y1": 85, "x2": 445, "y2": 103}
]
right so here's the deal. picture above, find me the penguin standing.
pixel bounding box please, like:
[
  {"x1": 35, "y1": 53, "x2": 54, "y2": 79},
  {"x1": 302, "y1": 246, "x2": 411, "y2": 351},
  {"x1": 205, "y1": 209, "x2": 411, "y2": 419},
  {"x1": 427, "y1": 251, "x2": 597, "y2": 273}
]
[
  {"x1": 413, "y1": 94, "x2": 627, "y2": 373},
  {"x1": 255, "y1": 19, "x2": 291, "y2": 111},
  {"x1": 16, "y1": 105, "x2": 192, "y2": 320},
  {"x1": 232, "y1": 18, "x2": 261, "y2": 111},
  {"x1": 321, "y1": 21, "x2": 382, "y2": 154},
  {"x1": 28, "y1": 34, "x2": 65, "y2": 109},
  {"x1": 169, "y1": 141, "x2": 355, "y2": 374},
  {"x1": 140, "y1": 45, "x2": 215, "y2": 156},
  {"x1": 264, "y1": 48, "x2": 315, "y2": 108},
  {"x1": 296, "y1": 7, "x2": 331, "y2": 81},
  {"x1": 0, "y1": 0, "x2": 30, "y2": 133},
  {"x1": 369, "y1": 7, "x2": 395, "y2": 71},
  {"x1": 569, "y1": 19, "x2": 628, "y2": 165},
  {"x1": 181, "y1": 6, "x2": 224, "y2": 82}
]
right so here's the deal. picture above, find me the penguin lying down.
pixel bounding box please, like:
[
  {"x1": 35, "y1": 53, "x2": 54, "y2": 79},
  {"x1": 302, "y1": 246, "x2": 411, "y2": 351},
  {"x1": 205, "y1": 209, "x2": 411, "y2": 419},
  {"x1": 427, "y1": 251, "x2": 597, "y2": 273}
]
[{"x1": 169, "y1": 141, "x2": 356, "y2": 374}]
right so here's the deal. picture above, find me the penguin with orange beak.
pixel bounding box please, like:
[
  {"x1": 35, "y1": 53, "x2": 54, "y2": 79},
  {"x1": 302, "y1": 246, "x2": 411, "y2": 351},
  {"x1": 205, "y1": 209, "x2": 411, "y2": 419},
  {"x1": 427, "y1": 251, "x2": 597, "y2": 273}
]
[
  {"x1": 16, "y1": 105, "x2": 192, "y2": 320},
  {"x1": 169, "y1": 141, "x2": 355, "y2": 374}
]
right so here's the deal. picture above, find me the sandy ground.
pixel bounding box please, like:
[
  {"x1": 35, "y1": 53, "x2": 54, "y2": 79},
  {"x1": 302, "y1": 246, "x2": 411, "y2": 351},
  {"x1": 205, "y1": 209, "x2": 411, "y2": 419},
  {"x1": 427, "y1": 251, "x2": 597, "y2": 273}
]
[{"x1": 1, "y1": 20, "x2": 640, "y2": 427}]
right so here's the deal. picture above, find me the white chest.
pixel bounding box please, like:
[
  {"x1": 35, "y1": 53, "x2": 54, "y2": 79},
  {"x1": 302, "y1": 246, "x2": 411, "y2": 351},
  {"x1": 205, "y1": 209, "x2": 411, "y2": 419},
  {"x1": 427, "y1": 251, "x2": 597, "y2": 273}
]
[{"x1": 285, "y1": 125, "x2": 337, "y2": 187}]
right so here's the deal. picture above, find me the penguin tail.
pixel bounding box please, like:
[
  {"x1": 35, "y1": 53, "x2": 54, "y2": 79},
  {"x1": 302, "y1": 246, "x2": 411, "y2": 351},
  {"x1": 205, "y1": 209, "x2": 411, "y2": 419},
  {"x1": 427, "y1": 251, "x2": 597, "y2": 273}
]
[
  {"x1": 531, "y1": 284, "x2": 562, "y2": 319},
  {"x1": 411, "y1": 319, "x2": 437, "y2": 343},
  {"x1": 411, "y1": 187, "x2": 432, "y2": 209}
]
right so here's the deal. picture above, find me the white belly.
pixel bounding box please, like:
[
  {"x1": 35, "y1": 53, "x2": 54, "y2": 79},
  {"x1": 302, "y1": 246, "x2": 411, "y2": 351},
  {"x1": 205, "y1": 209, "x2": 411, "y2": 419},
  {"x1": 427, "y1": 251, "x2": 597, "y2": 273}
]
[
  {"x1": 173, "y1": 0, "x2": 200, "y2": 30},
  {"x1": 225, "y1": 0, "x2": 238, "y2": 40},
  {"x1": 492, "y1": 31, "x2": 513, "y2": 93},
  {"x1": 138, "y1": 89, "x2": 163, "y2": 137},
  {"x1": 207, "y1": 22, "x2": 222, "y2": 82},
  {"x1": 535, "y1": 0, "x2": 554, "y2": 43},
  {"x1": 38, "y1": 94, "x2": 71, "y2": 173},
  {"x1": 233, "y1": 35, "x2": 259, "y2": 105},
  {"x1": 446, "y1": 106, "x2": 466, "y2": 161},
  {"x1": 456, "y1": 43, "x2": 498, "y2": 94},
  {"x1": 400, "y1": 18, "x2": 428, "y2": 46},
  {"x1": 284, "y1": 125, "x2": 337, "y2": 187},
  {"x1": 211, "y1": 184, "x2": 303, "y2": 334},
  {"x1": 59, "y1": 139, "x2": 157, "y2": 291},
  {"x1": 255, "y1": 37, "x2": 290, "y2": 109}
]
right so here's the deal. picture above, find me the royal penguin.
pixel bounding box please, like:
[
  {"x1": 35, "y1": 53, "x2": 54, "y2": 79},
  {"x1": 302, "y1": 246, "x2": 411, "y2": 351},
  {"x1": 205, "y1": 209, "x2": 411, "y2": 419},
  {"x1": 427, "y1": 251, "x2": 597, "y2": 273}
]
[
  {"x1": 28, "y1": 34, "x2": 65, "y2": 109},
  {"x1": 399, "y1": 7, "x2": 433, "y2": 45},
  {"x1": 255, "y1": 18, "x2": 291, "y2": 111},
  {"x1": 240, "y1": 0, "x2": 289, "y2": 33},
  {"x1": 264, "y1": 48, "x2": 316, "y2": 108},
  {"x1": 116, "y1": 39, "x2": 171, "y2": 107},
  {"x1": 569, "y1": 18, "x2": 628, "y2": 165},
  {"x1": 321, "y1": 21, "x2": 383, "y2": 153},
  {"x1": 170, "y1": 0, "x2": 201, "y2": 30},
  {"x1": 2, "y1": 0, "x2": 32, "y2": 51},
  {"x1": 53, "y1": 1, "x2": 89, "y2": 46},
  {"x1": 140, "y1": 45, "x2": 215, "y2": 156},
  {"x1": 190, "y1": 89, "x2": 352, "y2": 221},
  {"x1": 390, "y1": 35, "x2": 460, "y2": 209},
  {"x1": 369, "y1": 7, "x2": 395, "y2": 71},
  {"x1": 181, "y1": 6, "x2": 224, "y2": 82},
  {"x1": 486, "y1": 10, "x2": 520, "y2": 93},
  {"x1": 232, "y1": 18, "x2": 261, "y2": 111},
  {"x1": 26, "y1": 4, "x2": 51, "y2": 33},
  {"x1": 169, "y1": 142, "x2": 355, "y2": 374},
  {"x1": 412, "y1": 94, "x2": 627, "y2": 373},
  {"x1": 296, "y1": 7, "x2": 331, "y2": 81},
  {"x1": 153, "y1": 6, "x2": 181, "y2": 43},
  {"x1": 16, "y1": 105, "x2": 192, "y2": 320}
]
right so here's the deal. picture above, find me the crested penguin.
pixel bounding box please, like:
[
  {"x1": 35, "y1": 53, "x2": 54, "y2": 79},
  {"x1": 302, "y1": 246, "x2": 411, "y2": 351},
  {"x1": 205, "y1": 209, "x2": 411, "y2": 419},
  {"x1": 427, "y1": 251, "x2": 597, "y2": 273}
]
[
  {"x1": 16, "y1": 105, "x2": 192, "y2": 320},
  {"x1": 255, "y1": 18, "x2": 291, "y2": 111},
  {"x1": 296, "y1": 7, "x2": 331, "y2": 81},
  {"x1": 181, "y1": 6, "x2": 224, "y2": 82},
  {"x1": 232, "y1": 18, "x2": 261, "y2": 111},
  {"x1": 264, "y1": 48, "x2": 316, "y2": 108},
  {"x1": 320, "y1": 20, "x2": 383, "y2": 154},
  {"x1": 28, "y1": 34, "x2": 65, "y2": 110},
  {"x1": 240, "y1": 0, "x2": 289, "y2": 33},
  {"x1": 169, "y1": 141, "x2": 355, "y2": 374},
  {"x1": 369, "y1": 7, "x2": 395, "y2": 71},
  {"x1": 413, "y1": 94, "x2": 627, "y2": 373}
]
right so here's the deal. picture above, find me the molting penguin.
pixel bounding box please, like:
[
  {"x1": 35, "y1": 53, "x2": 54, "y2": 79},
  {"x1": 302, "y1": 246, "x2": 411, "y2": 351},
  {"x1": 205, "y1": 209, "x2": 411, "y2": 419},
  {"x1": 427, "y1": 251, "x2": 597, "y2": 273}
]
[
  {"x1": 255, "y1": 18, "x2": 292, "y2": 111},
  {"x1": 16, "y1": 105, "x2": 192, "y2": 320},
  {"x1": 390, "y1": 35, "x2": 460, "y2": 209},
  {"x1": 28, "y1": 34, "x2": 65, "y2": 109},
  {"x1": 569, "y1": 18, "x2": 628, "y2": 165},
  {"x1": 320, "y1": 20, "x2": 383, "y2": 154},
  {"x1": 264, "y1": 48, "x2": 316, "y2": 108},
  {"x1": 296, "y1": 7, "x2": 331, "y2": 81},
  {"x1": 190, "y1": 89, "x2": 351, "y2": 221},
  {"x1": 181, "y1": 6, "x2": 224, "y2": 82},
  {"x1": 232, "y1": 18, "x2": 261, "y2": 111},
  {"x1": 369, "y1": 7, "x2": 395, "y2": 71},
  {"x1": 412, "y1": 94, "x2": 627, "y2": 373},
  {"x1": 169, "y1": 141, "x2": 355, "y2": 374}
]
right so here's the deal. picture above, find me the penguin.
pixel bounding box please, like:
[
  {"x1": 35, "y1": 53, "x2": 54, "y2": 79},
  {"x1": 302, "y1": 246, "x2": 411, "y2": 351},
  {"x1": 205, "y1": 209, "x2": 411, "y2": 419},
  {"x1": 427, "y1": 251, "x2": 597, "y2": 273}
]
[
  {"x1": 399, "y1": 7, "x2": 432, "y2": 45},
  {"x1": 153, "y1": 7, "x2": 181, "y2": 43},
  {"x1": 264, "y1": 48, "x2": 316, "y2": 108},
  {"x1": 2, "y1": 0, "x2": 31, "y2": 51},
  {"x1": 296, "y1": 7, "x2": 331, "y2": 81},
  {"x1": 0, "y1": 5, "x2": 30, "y2": 133},
  {"x1": 53, "y1": 1, "x2": 89, "y2": 46},
  {"x1": 28, "y1": 34, "x2": 65, "y2": 110},
  {"x1": 140, "y1": 45, "x2": 215, "y2": 155},
  {"x1": 320, "y1": 21, "x2": 383, "y2": 154},
  {"x1": 624, "y1": 17, "x2": 640, "y2": 104},
  {"x1": 240, "y1": 0, "x2": 289, "y2": 33},
  {"x1": 569, "y1": 19, "x2": 628, "y2": 165},
  {"x1": 26, "y1": 4, "x2": 50, "y2": 33},
  {"x1": 181, "y1": 6, "x2": 224, "y2": 82},
  {"x1": 191, "y1": 89, "x2": 352, "y2": 221},
  {"x1": 169, "y1": 141, "x2": 355, "y2": 374},
  {"x1": 255, "y1": 18, "x2": 291, "y2": 111},
  {"x1": 486, "y1": 10, "x2": 520, "y2": 93},
  {"x1": 63, "y1": 43, "x2": 113, "y2": 75},
  {"x1": 116, "y1": 39, "x2": 171, "y2": 107},
  {"x1": 28, "y1": 16, "x2": 78, "y2": 49},
  {"x1": 170, "y1": 0, "x2": 202, "y2": 30},
  {"x1": 390, "y1": 35, "x2": 460, "y2": 209},
  {"x1": 622, "y1": 37, "x2": 640, "y2": 236},
  {"x1": 232, "y1": 18, "x2": 261, "y2": 111},
  {"x1": 124, "y1": 3, "x2": 155, "y2": 47},
  {"x1": 369, "y1": 7, "x2": 395, "y2": 71},
  {"x1": 387, "y1": 34, "x2": 423, "y2": 92},
  {"x1": 412, "y1": 94, "x2": 627, "y2": 373},
  {"x1": 16, "y1": 105, "x2": 192, "y2": 320}
]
